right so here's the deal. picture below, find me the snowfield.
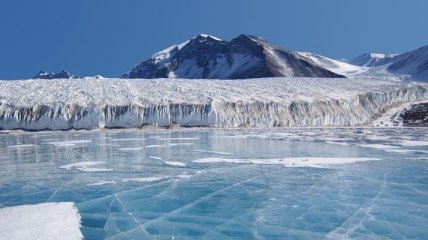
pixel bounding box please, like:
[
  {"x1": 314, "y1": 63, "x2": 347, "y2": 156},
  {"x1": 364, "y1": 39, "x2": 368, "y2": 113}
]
[
  {"x1": 0, "y1": 78, "x2": 427, "y2": 130},
  {"x1": 0, "y1": 202, "x2": 82, "y2": 240}
]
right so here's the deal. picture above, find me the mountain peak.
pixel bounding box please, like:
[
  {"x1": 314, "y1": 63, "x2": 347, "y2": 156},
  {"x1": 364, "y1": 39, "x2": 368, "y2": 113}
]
[
  {"x1": 235, "y1": 34, "x2": 262, "y2": 42},
  {"x1": 33, "y1": 70, "x2": 78, "y2": 79},
  {"x1": 193, "y1": 34, "x2": 222, "y2": 41},
  {"x1": 123, "y1": 34, "x2": 345, "y2": 79}
]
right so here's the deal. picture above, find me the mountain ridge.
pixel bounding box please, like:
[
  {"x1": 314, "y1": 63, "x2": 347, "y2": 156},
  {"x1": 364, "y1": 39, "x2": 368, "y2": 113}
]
[{"x1": 123, "y1": 34, "x2": 345, "y2": 79}]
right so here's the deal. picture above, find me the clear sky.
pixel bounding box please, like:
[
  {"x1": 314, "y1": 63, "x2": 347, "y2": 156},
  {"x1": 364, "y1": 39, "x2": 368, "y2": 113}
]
[{"x1": 0, "y1": 0, "x2": 427, "y2": 79}]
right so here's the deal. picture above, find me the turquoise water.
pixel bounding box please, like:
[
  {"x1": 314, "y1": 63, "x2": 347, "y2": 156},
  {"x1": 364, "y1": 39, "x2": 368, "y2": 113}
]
[{"x1": 0, "y1": 128, "x2": 428, "y2": 239}]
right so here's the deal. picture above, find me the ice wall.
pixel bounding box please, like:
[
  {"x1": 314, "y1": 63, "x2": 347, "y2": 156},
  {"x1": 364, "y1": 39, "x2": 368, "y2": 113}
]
[
  {"x1": 214, "y1": 85, "x2": 428, "y2": 127},
  {"x1": 0, "y1": 78, "x2": 427, "y2": 130}
]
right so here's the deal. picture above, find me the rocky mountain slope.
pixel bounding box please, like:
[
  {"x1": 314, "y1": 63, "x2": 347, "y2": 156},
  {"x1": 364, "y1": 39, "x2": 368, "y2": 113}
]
[{"x1": 123, "y1": 34, "x2": 345, "y2": 79}]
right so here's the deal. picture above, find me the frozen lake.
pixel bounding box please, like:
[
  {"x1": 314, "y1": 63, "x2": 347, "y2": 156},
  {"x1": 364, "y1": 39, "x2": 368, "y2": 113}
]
[{"x1": 1, "y1": 128, "x2": 428, "y2": 239}]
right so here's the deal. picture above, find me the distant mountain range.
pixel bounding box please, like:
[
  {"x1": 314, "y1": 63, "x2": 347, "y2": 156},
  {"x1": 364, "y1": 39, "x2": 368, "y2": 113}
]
[
  {"x1": 33, "y1": 34, "x2": 428, "y2": 81},
  {"x1": 33, "y1": 70, "x2": 78, "y2": 79},
  {"x1": 348, "y1": 45, "x2": 428, "y2": 80},
  {"x1": 33, "y1": 71, "x2": 103, "y2": 80},
  {"x1": 348, "y1": 53, "x2": 398, "y2": 67}
]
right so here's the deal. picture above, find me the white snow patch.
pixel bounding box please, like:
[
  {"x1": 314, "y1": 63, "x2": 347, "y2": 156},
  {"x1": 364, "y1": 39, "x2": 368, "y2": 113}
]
[
  {"x1": 46, "y1": 140, "x2": 91, "y2": 147},
  {"x1": 86, "y1": 181, "x2": 116, "y2": 186},
  {"x1": 325, "y1": 141, "x2": 349, "y2": 146},
  {"x1": 148, "y1": 156, "x2": 186, "y2": 166},
  {"x1": 0, "y1": 202, "x2": 82, "y2": 240},
  {"x1": 7, "y1": 144, "x2": 36, "y2": 148},
  {"x1": 197, "y1": 34, "x2": 222, "y2": 41},
  {"x1": 176, "y1": 174, "x2": 192, "y2": 179},
  {"x1": 118, "y1": 147, "x2": 143, "y2": 151},
  {"x1": 144, "y1": 143, "x2": 193, "y2": 148},
  {"x1": 163, "y1": 161, "x2": 186, "y2": 167},
  {"x1": 359, "y1": 144, "x2": 401, "y2": 149},
  {"x1": 152, "y1": 40, "x2": 190, "y2": 64},
  {"x1": 298, "y1": 52, "x2": 367, "y2": 77},
  {"x1": 60, "y1": 161, "x2": 112, "y2": 172},
  {"x1": 110, "y1": 138, "x2": 145, "y2": 141},
  {"x1": 399, "y1": 140, "x2": 428, "y2": 147},
  {"x1": 192, "y1": 150, "x2": 233, "y2": 155},
  {"x1": 122, "y1": 177, "x2": 165, "y2": 183},
  {"x1": 75, "y1": 167, "x2": 113, "y2": 173},
  {"x1": 144, "y1": 144, "x2": 167, "y2": 148},
  {"x1": 372, "y1": 100, "x2": 428, "y2": 127}
]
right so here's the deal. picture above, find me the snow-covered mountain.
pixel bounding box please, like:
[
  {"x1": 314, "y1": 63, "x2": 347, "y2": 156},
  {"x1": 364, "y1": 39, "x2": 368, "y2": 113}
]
[
  {"x1": 33, "y1": 70, "x2": 78, "y2": 79},
  {"x1": 386, "y1": 45, "x2": 428, "y2": 80},
  {"x1": 123, "y1": 34, "x2": 345, "y2": 79},
  {"x1": 349, "y1": 53, "x2": 397, "y2": 67},
  {"x1": 348, "y1": 45, "x2": 428, "y2": 81}
]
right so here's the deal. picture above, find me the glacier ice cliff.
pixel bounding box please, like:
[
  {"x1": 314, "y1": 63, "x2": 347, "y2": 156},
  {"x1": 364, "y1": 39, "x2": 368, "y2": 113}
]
[{"x1": 0, "y1": 78, "x2": 427, "y2": 130}]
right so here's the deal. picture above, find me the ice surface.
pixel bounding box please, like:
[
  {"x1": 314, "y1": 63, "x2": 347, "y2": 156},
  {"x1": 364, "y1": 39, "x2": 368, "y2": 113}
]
[
  {"x1": 1, "y1": 129, "x2": 428, "y2": 239},
  {"x1": 192, "y1": 157, "x2": 382, "y2": 168},
  {"x1": 0, "y1": 202, "x2": 82, "y2": 240},
  {"x1": 1, "y1": 78, "x2": 428, "y2": 130}
]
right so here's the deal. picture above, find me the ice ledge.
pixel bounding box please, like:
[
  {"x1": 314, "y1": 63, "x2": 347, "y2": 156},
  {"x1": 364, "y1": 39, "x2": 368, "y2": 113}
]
[
  {"x1": 0, "y1": 78, "x2": 427, "y2": 130},
  {"x1": 0, "y1": 202, "x2": 83, "y2": 240}
]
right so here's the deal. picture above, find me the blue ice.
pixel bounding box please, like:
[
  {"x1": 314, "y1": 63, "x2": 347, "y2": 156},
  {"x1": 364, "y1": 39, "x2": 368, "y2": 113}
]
[{"x1": 0, "y1": 128, "x2": 428, "y2": 239}]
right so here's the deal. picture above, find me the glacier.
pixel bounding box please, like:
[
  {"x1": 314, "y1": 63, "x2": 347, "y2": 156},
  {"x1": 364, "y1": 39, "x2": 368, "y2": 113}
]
[{"x1": 0, "y1": 78, "x2": 427, "y2": 130}]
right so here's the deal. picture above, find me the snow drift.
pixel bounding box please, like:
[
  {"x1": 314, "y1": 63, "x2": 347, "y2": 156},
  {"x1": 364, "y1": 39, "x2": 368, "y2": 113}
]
[
  {"x1": 0, "y1": 202, "x2": 83, "y2": 240},
  {"x1": 0, "y1": 78, "x2": 427, "y2": 130}
]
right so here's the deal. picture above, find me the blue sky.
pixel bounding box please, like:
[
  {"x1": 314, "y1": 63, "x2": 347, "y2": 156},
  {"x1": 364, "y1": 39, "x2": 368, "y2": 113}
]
[{"x1": 0, "y1": 0, "x2": 427, "y2": 79}]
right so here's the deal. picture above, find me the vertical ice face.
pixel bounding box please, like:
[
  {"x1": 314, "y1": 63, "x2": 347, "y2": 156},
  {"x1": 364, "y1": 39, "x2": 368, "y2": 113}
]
[{"x1": 0, "y1": 78, "x2": 427, "y2": 130}]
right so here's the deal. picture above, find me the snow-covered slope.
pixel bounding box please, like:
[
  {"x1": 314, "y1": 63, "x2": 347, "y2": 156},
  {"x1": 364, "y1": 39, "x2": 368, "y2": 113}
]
[
  {"x1": 0, "y1": 78, "x2": 427, "y2": 130},
  {"x1": 372, "y1": 101, "x2": 428, "y2": 127},
  {"x1": 349, "y1": 53, "x2": 397, "y2": 67},
  {"x1": 348, "y1": 45, "x2": 428, "y2": 81},
  {"x1": 123, "y1": 34, "x2": 344, "y2": 79},
  {"x1": 297, "y1": 52, "x2": 367, "y2": 77},
  {"x1": 387, "y1": 45, "x2": 428, "y2": 81}
]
